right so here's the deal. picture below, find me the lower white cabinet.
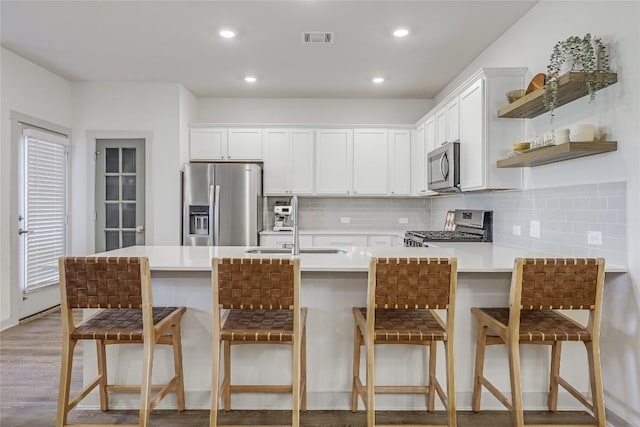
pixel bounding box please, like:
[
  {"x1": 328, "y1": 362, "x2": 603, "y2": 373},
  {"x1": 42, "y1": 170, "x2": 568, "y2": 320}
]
[
  {"x1": 313, "y1": 235, "x2": 368, "y2": 247},
  {"x1": 260, "y1": 234, "x2": 312, "y2": 247},
  {"x1": 367, "y1": 235, "x2": 393, "y2": 247}
]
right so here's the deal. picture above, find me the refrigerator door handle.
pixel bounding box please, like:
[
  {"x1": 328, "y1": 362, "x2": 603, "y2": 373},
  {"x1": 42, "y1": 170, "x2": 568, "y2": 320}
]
[{"x1": 212, "y1": 184, "x2": 221, "y2": 246}]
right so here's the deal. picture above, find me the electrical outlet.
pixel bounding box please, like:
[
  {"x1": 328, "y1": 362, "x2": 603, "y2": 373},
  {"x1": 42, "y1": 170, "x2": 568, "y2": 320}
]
[
  {"x1": 529, "y1": 220, "x2": 540, "y2": 238},
  {"x1": 340, "y1": 217, "x2": 350, "y2": 224},
  {"x1": 399, "y1": 217, "x2": 408, "y2": 224},
  {"x1": 512, "y1": 225, "x2": 521, "y2": 236},
  {"x1": 588, "y1": 231, "x2": 603, "y2": 245}
]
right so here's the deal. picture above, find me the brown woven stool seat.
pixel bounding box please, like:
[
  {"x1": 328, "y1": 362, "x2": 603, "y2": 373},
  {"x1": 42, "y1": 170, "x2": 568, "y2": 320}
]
[
  {"x1": 356, "y1": 307, "x2": 447, "y2": 342},
  {"x1": 221, "y1": 309, "x2": 295, "y2": 342},
  {"x1": 352, "y1": 257, "x2": 458, "y2": 427},
  {"x1": 57, "y1": 256, "x2": 186, "y2": 427},
  {"x1": 72, "y1": 307, "x2": 183, "y2": 341},
  {"x1": 474, "y1": 307, "x2": 591, "y2": 342},
  {"x1": 471, "y1": 258, "x2": 606, "y2": 427}
]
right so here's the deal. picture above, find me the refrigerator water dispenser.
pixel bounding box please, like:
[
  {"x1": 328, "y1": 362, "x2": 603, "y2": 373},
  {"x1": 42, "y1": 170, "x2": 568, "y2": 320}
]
[{"x1": 189, "y1": 205, "x2": 209, "y2": 235}]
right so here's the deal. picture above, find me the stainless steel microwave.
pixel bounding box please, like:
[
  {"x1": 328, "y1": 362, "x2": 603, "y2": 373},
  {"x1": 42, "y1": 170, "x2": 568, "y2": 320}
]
[{"x1": 427, "y1": 141, "x2": 460, "y2": 192}]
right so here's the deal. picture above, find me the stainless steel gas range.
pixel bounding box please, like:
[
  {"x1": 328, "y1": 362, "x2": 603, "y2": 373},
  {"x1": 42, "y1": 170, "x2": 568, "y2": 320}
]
[{"x1": 404, "y1": 210, "x2": 493, "y2": 247}]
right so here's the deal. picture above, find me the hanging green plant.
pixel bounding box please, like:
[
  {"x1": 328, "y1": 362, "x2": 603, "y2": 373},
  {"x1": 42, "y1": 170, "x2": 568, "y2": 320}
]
[{"x1": 543, "y1": 33, "x2": 613, "y2": 122}]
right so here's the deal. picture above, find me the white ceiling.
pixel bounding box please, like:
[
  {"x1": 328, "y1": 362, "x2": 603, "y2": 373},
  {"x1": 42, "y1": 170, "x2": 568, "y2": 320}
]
[{"x1": 0, "y1": 1, "x2": 537, "y2": 99}]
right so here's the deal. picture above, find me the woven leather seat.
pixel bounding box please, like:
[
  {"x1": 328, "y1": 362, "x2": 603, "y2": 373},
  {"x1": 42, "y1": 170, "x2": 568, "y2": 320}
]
[
  {"x1": 356, "y1": 308, "x2": 447, "y2": 342},
  {"x1": 210, "y1": 257, "x2": 307, "y2": 427},
  {"x1": 57, "y1": 257, "x2": 186, "y2": 427},
  {"x1": 471, "y1": 258, "x2": 606, "y2": 427},
  {"x1": 473, "y1": 308, "x2": 591, "y2": 342},
  {"x1": 352, "y1": 257, "x2": 458, "y2": 427}
]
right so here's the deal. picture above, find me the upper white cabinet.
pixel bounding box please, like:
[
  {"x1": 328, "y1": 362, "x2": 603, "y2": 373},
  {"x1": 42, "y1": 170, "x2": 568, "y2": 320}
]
[
  {"x1": 353, "y1": 129, "x2": 388, "y2": 195},
  {"x1": 434, "y1": 106, "x2": 447, "y2": 146},
  {"x1": 446, "y1": 96, "x2": 460, "y2": 143},
  {"x1": 190, "y1": 128, "x2": 227, "y2": 160},
  {"x1": 388, "y1": 130, "x2": 411, "y2": 195},
  {"x1": 411, "y1": 124, "x2": 427, "y2": 196},
  {"x1": 190, "y1": 127, "x2": 262, "y2": 161},
  {"x1": 315, "y1": 129, "x2": 353, "y2": 195},
  {"x1": 227, "y1": 128, "x2": 263, "y2": 160},
  {"x1": 263, "y1": 129, "x2": 314, "y2": 195},
  {"x1": 457, "y1": 68, "x2": 526, "y2": 191}
]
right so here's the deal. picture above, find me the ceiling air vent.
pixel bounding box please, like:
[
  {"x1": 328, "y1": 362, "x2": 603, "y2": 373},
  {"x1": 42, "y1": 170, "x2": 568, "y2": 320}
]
[{"x1": 302, "y1": 32, "x2": 334, "y2": 44}]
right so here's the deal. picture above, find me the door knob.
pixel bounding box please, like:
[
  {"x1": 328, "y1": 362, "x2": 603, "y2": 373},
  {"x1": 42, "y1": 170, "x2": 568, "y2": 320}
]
[{"x1": 135, "y1": 226, "x2": 144, "y2": 233}]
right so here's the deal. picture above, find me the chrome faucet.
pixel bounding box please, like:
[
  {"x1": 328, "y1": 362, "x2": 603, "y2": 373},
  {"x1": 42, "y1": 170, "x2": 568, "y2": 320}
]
[{"x1": 291, "y1": 195, "x2": 299, "y2": 255}]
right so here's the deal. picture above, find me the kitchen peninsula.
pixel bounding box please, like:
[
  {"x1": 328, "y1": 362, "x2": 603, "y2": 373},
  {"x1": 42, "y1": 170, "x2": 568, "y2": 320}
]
[{"x1": 84, "y1": 244, "x2": 626, "y2": 412}]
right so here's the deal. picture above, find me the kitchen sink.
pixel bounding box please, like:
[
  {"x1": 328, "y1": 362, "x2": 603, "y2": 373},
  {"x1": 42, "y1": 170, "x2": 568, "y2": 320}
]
[{"x1": 245, "y1": 247, "x2": 347, "y2": 255}]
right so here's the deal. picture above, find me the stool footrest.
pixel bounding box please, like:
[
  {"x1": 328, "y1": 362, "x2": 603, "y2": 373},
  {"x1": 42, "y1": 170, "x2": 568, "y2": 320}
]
[
  {"x1": 68, "y1": 376, "x2": 102, "y2": 411},
  {"x1": 229, "y1": 384, "x2": 292, "y2": 393},
  {"x1": 558, "y1": 376, "x2": 593, "y2": 411},
  {"x1": 478, "y1": 376, "x2": 512, "y2": 410}
]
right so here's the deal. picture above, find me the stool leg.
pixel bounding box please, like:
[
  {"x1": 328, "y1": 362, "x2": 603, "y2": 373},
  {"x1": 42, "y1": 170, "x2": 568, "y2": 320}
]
[
  {"x1": 366, "y1": 334, "x2": 375, "y2": 427},
  {"x1": 171, "y1": 323, "x2": 186, "y2": 412},
  {"x1": 508, "y1": 337, "x2": 524, "y2": 427},
  {"x1": 472, "y1": 322, "x2": 488, "y2": 412},
  {"x1": 96, "y1": 340, "x2": 109, "y2": 411},
  {"x1": 351, "y1": 323, "x2": 362, "y2": 412},
  {"x1": 428, "y1": 341, "x2": 437, "y2": 412},
  {"x1": 548, "y1": 341, "x2": 562, "y2": 412},
  {"x1": 586, "y1": 340, "x2": 606, "y2": 427},
  {"x1": 56, "y1": 337, "x2": 77, "y2": 427},
  {"x1": 210, "y1": 336, "x2": 221, "y2": 427},
  {"x1": 223, "y1": 340, "x2": 231, "y2": 411},
  {"x1": 301, "y1": 322, "x2": 307, "y2": 412},
  {"x1": 139, "y1": 339, "x2": 155, "y2": 427},
  {"x1": 445, "y1": 337, "x2": 457, "y2": 427},
  {"x1": 292, "y1": 325, "x2": 301, "y2": 427}
]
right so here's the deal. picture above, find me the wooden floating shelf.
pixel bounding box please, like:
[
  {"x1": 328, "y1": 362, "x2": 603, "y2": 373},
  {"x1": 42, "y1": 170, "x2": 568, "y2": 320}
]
[
  {"x1": 496, "y1": 141, "x2": 617, "y2": 168},
  {"x1": 497, "y1": 72, "x2": 618, "y2": 119}
]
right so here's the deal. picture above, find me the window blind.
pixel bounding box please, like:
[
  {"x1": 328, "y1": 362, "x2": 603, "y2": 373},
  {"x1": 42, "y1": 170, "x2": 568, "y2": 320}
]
[{"x1": 22, "y1": 128, "x2": 69, "y2": 293}]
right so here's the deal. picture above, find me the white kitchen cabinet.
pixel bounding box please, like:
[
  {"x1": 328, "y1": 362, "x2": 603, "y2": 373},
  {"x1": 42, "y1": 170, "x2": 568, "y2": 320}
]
[
  {"x1": 227, "y1": 128, "x2": 263, "y2": 160},
  {"x1": 263, "y1": 129, "x2": 314, "y2": 195},
  {"x1": 458, "y1": 68, "x2": 525, "y2": 191},
  {"x1": 312, "y1": 234, "x2": 367, "y2": 247},
  {"x1": 260, "y1": 234, "x2": 312, "y2": 247},
  {"x1": 352, "y1": 129, "x2": 388, "y2": 195},
  {"x1": 388, "y1": 130, "x2": 411, "y2": 195},
  {"x1": 315, "y1": 129, "x2": 353, "y2": 195},
  {"x1": 411, "y1": 124, "x2": 427, "y2": 196},
  {"x1": 435, "y1": 106, "x2": 447, "y2": 146},
  {"x1": 190, "y1": 128, "x2": 227, "y2": 160},
  {"x1": 446, "y1": 96, "x2": 460, "y2": 142},
  {"x1": 190, "y1": 127, "x2": 262, "y2": 161},
  {"x1": 367, "y1": 235, "x2": 392, "y2": 247}
]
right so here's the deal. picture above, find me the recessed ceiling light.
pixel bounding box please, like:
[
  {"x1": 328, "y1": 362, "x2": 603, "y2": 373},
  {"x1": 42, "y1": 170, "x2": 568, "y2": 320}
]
[
  {"x1": 219, "y1": 29, "x2": 236, "y2": 39},
  {"x1": 372, "y1": 77, "x2": 385, "y2": 84},
  {"x1": 244, "y1": 76, "x2": 257, "y2": 83},
  {"x1": 393, "y1": 28, "x2": 409, "y2": 37}
]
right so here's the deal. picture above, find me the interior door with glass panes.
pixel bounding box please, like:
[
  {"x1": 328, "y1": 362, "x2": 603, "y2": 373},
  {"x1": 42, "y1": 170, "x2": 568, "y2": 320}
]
[{"x1": 95, "y1": 139, "x2": 145, "y2": 252}]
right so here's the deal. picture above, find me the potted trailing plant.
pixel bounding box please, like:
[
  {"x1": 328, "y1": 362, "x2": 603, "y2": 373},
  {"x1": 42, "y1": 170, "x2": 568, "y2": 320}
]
[{"x1": 543, "y1": 33, "x2": 612, "y2": 121}]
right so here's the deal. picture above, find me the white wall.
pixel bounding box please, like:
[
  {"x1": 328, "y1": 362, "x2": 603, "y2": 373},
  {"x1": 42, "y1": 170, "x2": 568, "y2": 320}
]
[
  {"x1": 70, "y1": 83, "x2": 183, "y2": 256},
  {"x1": 0, "y1": 48, "x2": 72, "y2": 328},
  {"x1": 197, "y1": 97, "x2": 432, "y2": 125},
  {"x1": 433, "y1": 2, "x2": 639, "y2": 424},
  {"x1": 179, "y1": 85, "x2": 198, "y2": 166}
]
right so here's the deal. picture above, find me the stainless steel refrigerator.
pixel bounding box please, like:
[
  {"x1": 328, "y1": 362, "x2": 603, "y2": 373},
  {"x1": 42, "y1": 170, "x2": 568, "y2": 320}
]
[{"x1": 182, "y1": 163, "x2": 263, "y2": 246}]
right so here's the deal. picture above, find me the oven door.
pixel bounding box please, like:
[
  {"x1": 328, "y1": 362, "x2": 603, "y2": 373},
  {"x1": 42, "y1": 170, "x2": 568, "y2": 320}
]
[{"x1": 427, "y1": 141, "x2": 460, "y2": 192}]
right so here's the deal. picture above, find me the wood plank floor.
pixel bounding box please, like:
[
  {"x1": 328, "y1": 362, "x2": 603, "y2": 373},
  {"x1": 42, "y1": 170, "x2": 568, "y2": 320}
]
[{"x1": 1, "y1": 310, "x2": 596, "y2": 426}]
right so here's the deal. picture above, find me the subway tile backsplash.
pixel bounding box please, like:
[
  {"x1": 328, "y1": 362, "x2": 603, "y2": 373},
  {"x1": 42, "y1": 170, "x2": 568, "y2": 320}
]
[
  {"x1": 429, "y1": 182, "x2": 627, "y2": 265},
  {"x1": 266, "y1": 197, "x2": 431, "y2": 231},
  {"x1": 265, "y1": 181, "x2": 626, "y2": 266}
]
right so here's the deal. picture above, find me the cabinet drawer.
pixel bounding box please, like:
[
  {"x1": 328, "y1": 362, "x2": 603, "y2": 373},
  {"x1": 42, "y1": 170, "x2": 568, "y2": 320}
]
[
  {"x1": 367, "y1": 235, "x2": 392, "y2": 247},
  {"x1": 260, "y1": 234, "x2": 312, "y2": 247},
  {"x1": 312, "y1": 235, "x2": 367, "y2": 247}
]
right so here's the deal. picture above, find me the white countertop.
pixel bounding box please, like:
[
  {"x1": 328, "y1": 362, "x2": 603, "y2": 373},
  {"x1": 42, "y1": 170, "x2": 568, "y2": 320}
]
[{"x1": 94, "y1": 244, "x2": 627, "y2": 273}]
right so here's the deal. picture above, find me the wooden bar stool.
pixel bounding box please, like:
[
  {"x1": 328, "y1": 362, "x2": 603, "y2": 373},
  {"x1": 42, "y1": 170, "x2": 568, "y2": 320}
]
[
  {"x1": 56, "y1": 256, "x2": 186, "y2": 427},
  {"x1": 471, "y1": 258, "x2": 606, "y2": 427},
  {"x1": 352, "y1": 257, "x2": 458, "y2": 427},
  {"x1": 210, "y1": 257, "x2": 307, "y2": 427}
]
